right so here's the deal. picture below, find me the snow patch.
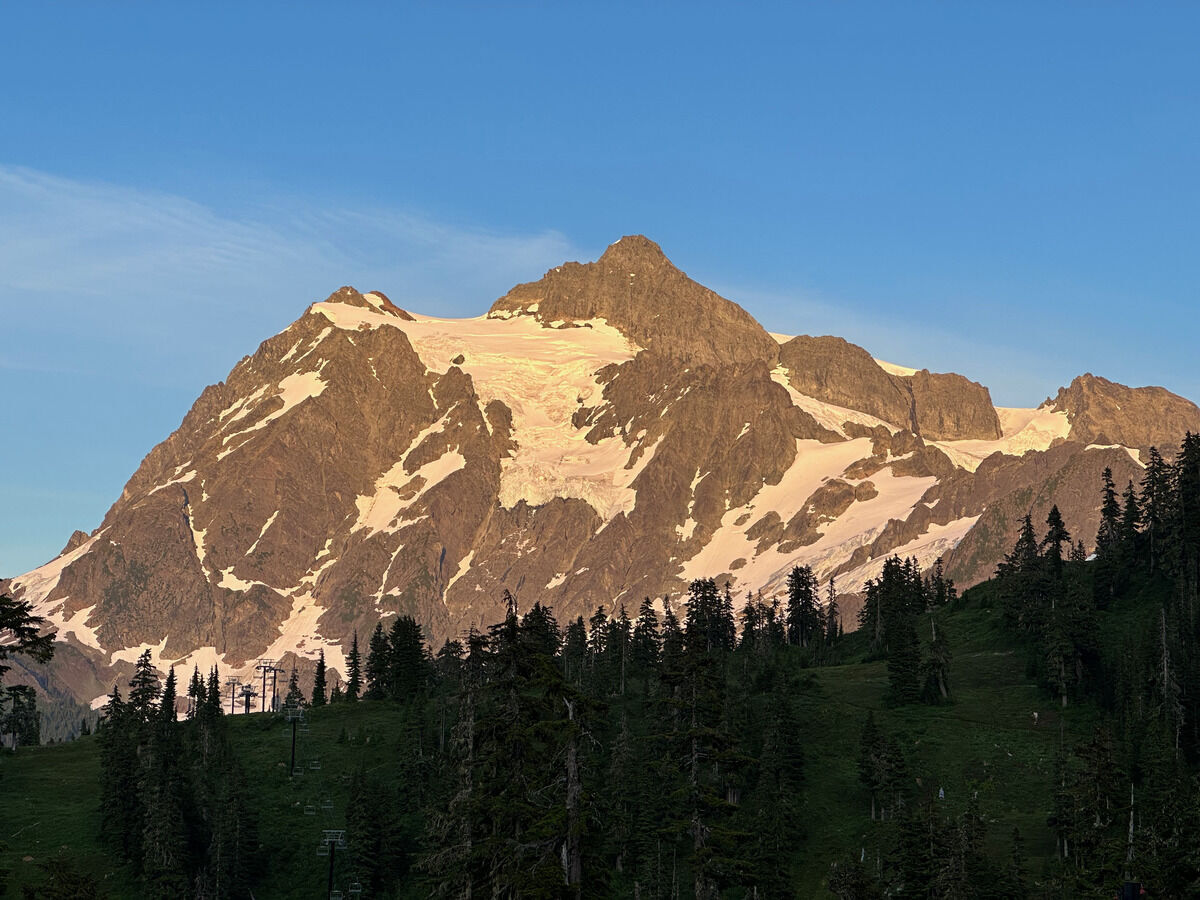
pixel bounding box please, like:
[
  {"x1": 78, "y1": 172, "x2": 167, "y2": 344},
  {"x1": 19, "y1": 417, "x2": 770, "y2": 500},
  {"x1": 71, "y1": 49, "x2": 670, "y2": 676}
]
[
  {"x1": 683, "y1": 443, "x2": 938, "y2": 601},
  {"x1": 218, "y1": 371, "x2": 328, "y2": 459},
  {"x1": 352, "y1": 417, "x2": 466, "y2": 536},
  {"x1": 311, "y1": 300, "x2": 651, "y2": 522},
  {"x1": 681, "y1": 438, "x2": 876, "y2": 581},
  {"x1": 444, "y1": 550, "x2": 474, "y2": 602},
  {"x1": 261, "y1": 593, "x2": 347, "y2": 675},
  {"x1": 245, "y1": 511, "x2": 279, "y2": 556},
  {"x1": 10, "y1": 531, "x2": 106, "y2": 611},
  {"x1": 148, "y1": 470, "x2": 196, "y2": 495},
  {"x1": 770, "y1": 367, "x2": 897, "y2": 435},
  {"x1": 1085, "y1": 444, "x2": 1144, "y2": 467},
  {"x1": 218, "y1": 567, "x2": 275, "y2": 592},
  {"x1": 875, "y1": 359, "x2": 918, "y2": 377},
  {"x1": 57, "y1": 603, "x2": 101, "y2": 651},
  {"x1": 932, "y1": 405, "x2": 1070, "y2": 472}
]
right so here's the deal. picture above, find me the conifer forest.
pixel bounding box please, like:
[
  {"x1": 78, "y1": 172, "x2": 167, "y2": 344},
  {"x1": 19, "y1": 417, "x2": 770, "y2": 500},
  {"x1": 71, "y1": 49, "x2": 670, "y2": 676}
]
[{"x1": 6, "y1": 433, "x2": 1200, "y2": 897}]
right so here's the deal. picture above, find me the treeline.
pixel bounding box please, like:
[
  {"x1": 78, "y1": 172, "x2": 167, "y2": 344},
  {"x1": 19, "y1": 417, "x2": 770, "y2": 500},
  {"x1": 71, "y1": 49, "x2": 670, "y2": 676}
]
[
  {"x1": 858, "y1": 555, "x2": 956, "y2": 705},
  {"x1": 338, "y1": 577, "x2": 825, "y2": 898},
  {"x1": 98, "y1": 651, "x2": 258, "y2": 899},
  {"x1": 966, "y1": 433, "x2": 1200, "y2": 895}
]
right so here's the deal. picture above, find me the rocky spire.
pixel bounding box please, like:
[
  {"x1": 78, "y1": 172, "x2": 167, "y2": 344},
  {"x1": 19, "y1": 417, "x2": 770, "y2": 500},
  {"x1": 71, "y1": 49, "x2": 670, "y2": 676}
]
[{"x1": 489, "y1": 235, "x2": 779, "y2": 367}]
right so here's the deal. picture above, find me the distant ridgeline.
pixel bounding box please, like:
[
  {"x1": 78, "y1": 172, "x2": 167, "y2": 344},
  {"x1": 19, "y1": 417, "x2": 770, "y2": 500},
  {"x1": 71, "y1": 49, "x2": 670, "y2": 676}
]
[
  {"x1": 9, "y1": 235, "x2": 1200, "y2": 720},
  {"x1": 2, "y1": 431, "x2": 1199, "y2": 897}
]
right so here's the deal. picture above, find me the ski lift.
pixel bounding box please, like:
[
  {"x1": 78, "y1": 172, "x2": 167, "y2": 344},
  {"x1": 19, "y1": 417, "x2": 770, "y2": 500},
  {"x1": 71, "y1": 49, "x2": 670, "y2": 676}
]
[
  {"x1": 292, "y1": 766, "x2": 305, "y2": 777},
  {"x1": 316, "y1": 843, "x2": 329, "y2": 857},
  {"x1": 331, "y1": 892, "x2": 344, "y2": 900},
  {"x1": 320, "y1": 798, "x2": 334, "y2": 811},
  {"x1": 348, "y1": 882, "x2": 363, "y2": 896},
  {"x1": 304, "y1": 804, "x2": 316, "y2": 816},
  {"x1": 309, "y1": 758, "x2": 322, "y2": 770}
]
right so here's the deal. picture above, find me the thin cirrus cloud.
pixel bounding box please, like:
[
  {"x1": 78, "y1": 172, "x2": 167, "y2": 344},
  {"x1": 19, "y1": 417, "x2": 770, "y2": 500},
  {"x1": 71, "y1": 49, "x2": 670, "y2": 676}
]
[
  {"x1": 0, "y1": 164, "x2": 585, "y2": 577},
  {"x1": 0, "y1": 164, "x2": 584, "y2": 378}
]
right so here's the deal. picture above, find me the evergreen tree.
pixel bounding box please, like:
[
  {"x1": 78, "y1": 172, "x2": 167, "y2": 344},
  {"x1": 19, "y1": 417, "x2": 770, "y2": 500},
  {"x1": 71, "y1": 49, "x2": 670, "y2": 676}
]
[
  {"x1": 999, "y1": 513, "x2": 1041, "y2": 631},
  {"x1": 1097, "y1": 466, "x2": 1122, "y2": 554},
  {"x1": 388, "y1": 615, "x2": 428, "y2": 701},
  {"x1": 1121, "y1": 480, "x2": 1143, "y2": 549},
  {"x1": 2, "y1": 685, "x2": 39, "y2": 749},
  {"x1": 920, "y1": 616, "x2": 951, "y2": 703},
  {"x1": 284, "y1": 666, "x2": 304, "y2": 707},
  {"x1": 158, "y1": 667, "x2": 177, "y2": 722},
  {"x1": 1042, "y1": 504, "x2": 1072, "y2": 580},
  {"x1": 1141, "y1": 446, "x2": 1171, "y2": 571},
  {"x1": 311, "y1": 649, "x2": 327, "y2": 706},
  {"x1": 186, "y1": 665, "x2": 204, "y2": 719},
  {"x1": 364, "y1": 621, "x2": 389, "y2": 699},
  {"x1": 561, "y1": 615, "x2": 587, "y2": 686},
  {"x1": 825, "y1": 576, "x2": 841, "y2": 651},
  {"x1": 630, "y1": 596, "x2": 661, "y2": 674},
  {"x1": 345, "y1": 629, "x2": 362, "y2": 701},
  {"x1": 128, "y1": 649, "x2": 161, "y2": 724},
  {"x1": 785, "y1": 565, "x2": 821, "y2": 648},
  {"x1": 99, "y1": 684, "x2": 142, "y2": 866},
  {"x1": 204, "y1": 667, "x2": 223, "y2": 720},
  {"x1": 857, "y1": 711, "x2": 884, "y2": 821},
  {"x1": 887, "y1": 611, "x2": 921, "y2": 705},
  {"x1": 0, "y1": 592, "x2": 55, "y2": 680}
]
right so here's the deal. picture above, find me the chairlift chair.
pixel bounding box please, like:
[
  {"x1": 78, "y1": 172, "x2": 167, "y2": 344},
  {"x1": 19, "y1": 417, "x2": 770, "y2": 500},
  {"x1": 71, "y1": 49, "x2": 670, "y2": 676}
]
[
  {"x1": 304, "y1": 804, "x2": 316, "y2": 816},
  {"x1": 316, "y1": 843, "x2": 329, "y2": 857}
]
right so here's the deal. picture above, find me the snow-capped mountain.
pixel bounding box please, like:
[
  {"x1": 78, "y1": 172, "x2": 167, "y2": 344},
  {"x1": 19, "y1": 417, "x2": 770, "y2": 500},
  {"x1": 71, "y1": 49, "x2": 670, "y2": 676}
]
[{"x1": 6, "y1": 235, "x2": 1199, "y2": 707}]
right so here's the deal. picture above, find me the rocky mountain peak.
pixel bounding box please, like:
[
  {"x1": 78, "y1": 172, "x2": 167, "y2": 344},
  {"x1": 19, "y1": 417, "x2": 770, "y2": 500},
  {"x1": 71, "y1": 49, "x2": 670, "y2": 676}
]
[
  {"x1": 596, "y1": 234, "x2": 670, "y2": 269},
  {"x1": 488, "y1": 236, "x2": 778, "y2": 367},
  {"x1": 1051, "y1": 373, "x2": 1200, "y2": 449},
  {"x1": 318, "y1": 286, "x2": 414, "y2": 320},
  {"x1": 778, "y1": 335, "x2": 1001, "y2": 440}
]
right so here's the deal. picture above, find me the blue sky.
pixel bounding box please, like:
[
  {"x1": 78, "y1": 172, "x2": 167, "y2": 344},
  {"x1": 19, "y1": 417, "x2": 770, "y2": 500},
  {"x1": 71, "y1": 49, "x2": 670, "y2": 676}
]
[{"x1": 2, "y1": 2, "x2": 1198, "y2": 576}]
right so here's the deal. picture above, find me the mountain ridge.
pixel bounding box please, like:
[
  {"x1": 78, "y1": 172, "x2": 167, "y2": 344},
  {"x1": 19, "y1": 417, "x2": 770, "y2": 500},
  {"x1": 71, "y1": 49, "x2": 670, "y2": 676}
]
[{"x1": 6, "y1": 236, "x2": 1198, "y2": 707}]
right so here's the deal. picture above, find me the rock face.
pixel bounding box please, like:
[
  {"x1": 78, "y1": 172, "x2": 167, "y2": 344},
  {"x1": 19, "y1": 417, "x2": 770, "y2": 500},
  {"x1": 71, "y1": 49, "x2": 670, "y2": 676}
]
[
  {"x1": 779, "y1": 336, "x2": 1001, "y2": 440},
  {"x1": 8, "y1": 240, "x2": 1198, "y2": 706},
  {"x1": 489, "y1": 235, "x2": 780, "y2": 367},
  {"x1": 1052, "y1": 374, "x2": 1200, "y2": 450},
  {"x1": 906, "y1": 370, "x2": 1002, "y2": 441},
  {"x1": 779, "y1": 336, "x2": 914, "y2": 426}
]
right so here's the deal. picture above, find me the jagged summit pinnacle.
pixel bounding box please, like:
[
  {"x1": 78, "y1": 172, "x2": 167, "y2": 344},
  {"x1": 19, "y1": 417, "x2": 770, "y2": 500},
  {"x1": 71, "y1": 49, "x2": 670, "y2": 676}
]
[
  {"x1": 8, "y1": 234, "x2": 1200, "y2": 713},
  {"x1": 597, "y1": 234, "x2": 670, "y2": 268},
  {"x1": 318, "y1": 285, "x2": 413, "y2": 320},
  {"x1": 489, "y1": 235, "x2": 778, "y2": 366}
]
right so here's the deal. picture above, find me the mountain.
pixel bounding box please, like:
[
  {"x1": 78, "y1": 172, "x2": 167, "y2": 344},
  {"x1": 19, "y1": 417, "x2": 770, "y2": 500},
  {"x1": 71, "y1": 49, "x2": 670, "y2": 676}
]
[{"x1": 6, "y1": 236, "x2": 1199, "y2": 706}]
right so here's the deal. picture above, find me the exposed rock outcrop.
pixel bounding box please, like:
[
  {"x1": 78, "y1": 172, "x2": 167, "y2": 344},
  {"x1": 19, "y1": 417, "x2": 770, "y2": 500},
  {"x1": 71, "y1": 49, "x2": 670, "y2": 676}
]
[
  {"x1": 9, "y1": 240, "x2": 1197, "y2": 706},
  {"x1": 1052, "y1": 374, "x2": 1200, "y2": 450},
  {"x1": 779, "y1": 335, "x2": 1001, "y2": 440},
  {"x1": 489, "y1": 235, "x2": 780, "y2": 367}
]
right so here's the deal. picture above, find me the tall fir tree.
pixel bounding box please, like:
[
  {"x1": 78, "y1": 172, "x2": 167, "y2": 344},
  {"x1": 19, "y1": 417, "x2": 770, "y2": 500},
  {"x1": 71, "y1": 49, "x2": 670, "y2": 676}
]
[
  {"x1": 364, "y1": 621, "x2": 390, "y2": 700},
  {"x1": 311, "y1": 649, "x2": 327, "y2": 706},
  {"x1": 345, "y1": 629, "x2": 362, "y2": 701}
]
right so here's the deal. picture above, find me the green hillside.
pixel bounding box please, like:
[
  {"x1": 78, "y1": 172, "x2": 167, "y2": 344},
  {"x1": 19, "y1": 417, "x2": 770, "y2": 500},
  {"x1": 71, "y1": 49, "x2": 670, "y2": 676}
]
[
  {"x1": 7, "y1": 435, "x2": 1200, "y2": 898},
  {"x1": 0, "y1": 595, "x2": 1107, "y2": 897}
]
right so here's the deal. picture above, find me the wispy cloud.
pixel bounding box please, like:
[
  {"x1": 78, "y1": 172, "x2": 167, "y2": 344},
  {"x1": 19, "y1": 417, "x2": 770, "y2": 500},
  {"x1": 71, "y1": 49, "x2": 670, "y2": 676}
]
[
  {"x1": 0, "y1": 163, "x2": 583, "y2": 321},
  {"x1": 0, "y1": 163, "x2": 587, "y2": 388},
  {"x1": 0, "y1": 164, "x2": 591, "y2": 577}
]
